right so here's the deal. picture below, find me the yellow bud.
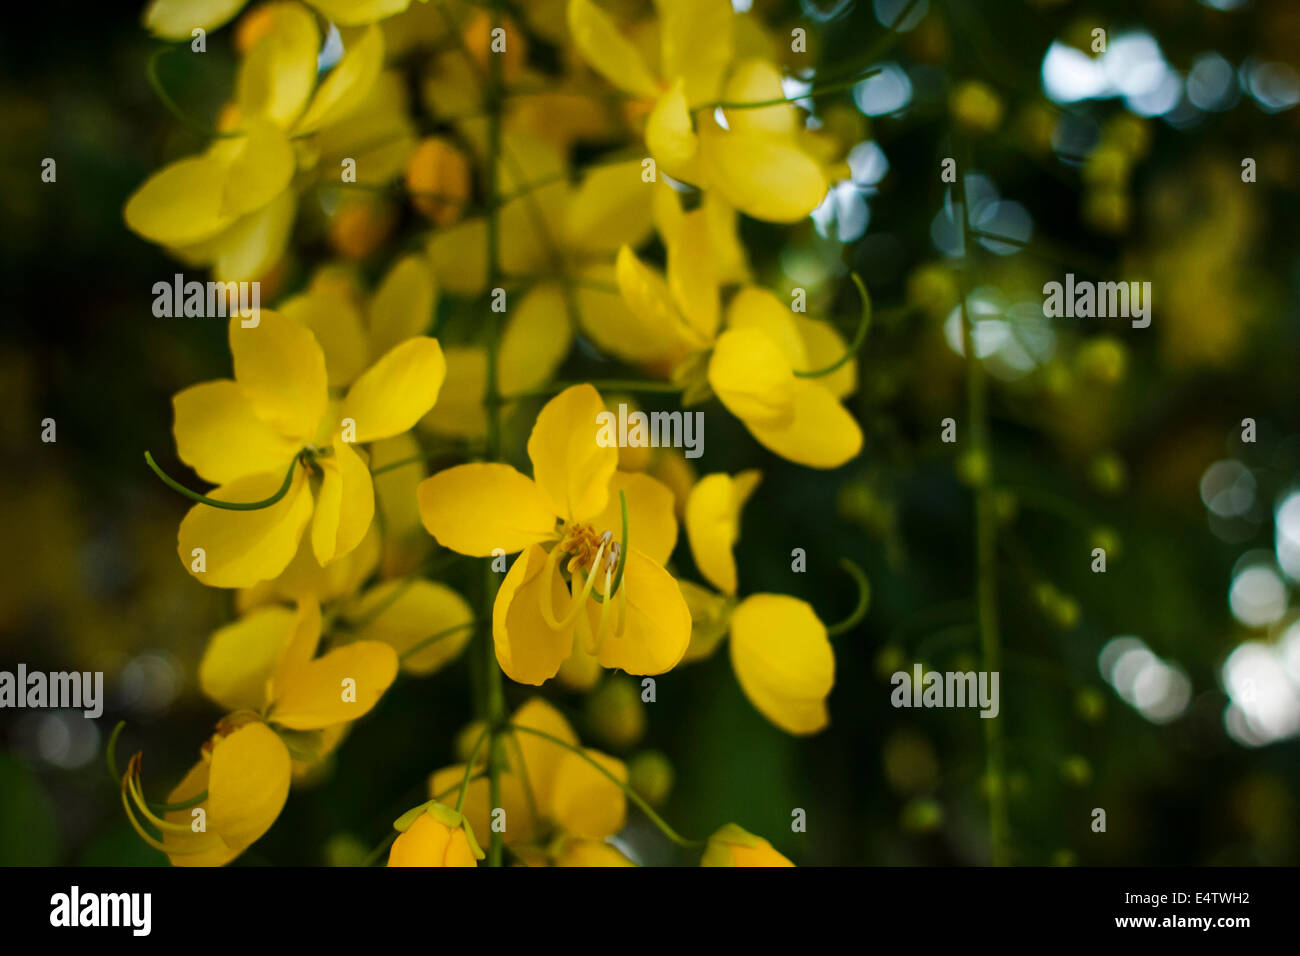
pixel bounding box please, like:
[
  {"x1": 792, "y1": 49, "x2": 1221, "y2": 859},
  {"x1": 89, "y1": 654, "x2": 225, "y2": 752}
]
[
  {"x1": 328, "y1": 197, "x2": 396, "y2": 261},
  {"x1": 700, "y1": 824, "x2": 794, "y2": 867},
  {"x1": 463, "y1": 11, "x2": 527, "y2": 83},
  {"x1": 585, "y1": 676, "x2": 647, "y2": 749},
  {"x1": 405, "y1": 137, "x2": 471, "y2": 226},
  {"x1": 387, "y1": 808, "x2": 481, "y2": 867},
  {"x1": 628, "y1": 751, "x2": 674, "y2": 807}
]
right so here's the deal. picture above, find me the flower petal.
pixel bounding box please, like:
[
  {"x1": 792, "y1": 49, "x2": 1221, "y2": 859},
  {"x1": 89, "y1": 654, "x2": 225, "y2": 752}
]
[
  {"x1": 685, "y1": 470, "x2": 760, "y2": 595},
  {"x1": 144, "y1": 0, "x2": 247, "y2": 39},
  {"x1": 589, "y1": 471, "x2": 678, "y2": 568},
  {"x1": 566, "y1": 0, "x2": 660, "y2": 97},
  {"x1": 229, "y1": 309, "x2": 328, "y2": 442},
  {"x1": 199, "y1": 605, "x2": 296, "y2": 712},
  {"x1": 699, "y1": 122, "x2": 828, "y2": 224},
  {"x1": 418, "y1": 463, "x2": 556, "y2": 556},
  {"x1": 341, "y1": 337, "x2": 446, "y2": 443},
  {"x1": 124, "y1": 155, "x2": 234, "y2": 246},
  {"x1": 310, "y1": 436, "x2": 375, "y2": 566},
  {"x1": 172, "y1": 379, "x2": 301, "y2": 485},
  {"x1": 707, "y1": 327, "x2": 796, "y2": 427},
  {"x1": 493, "y1": 544, "x2": 574, "y2": 685},
  {"x1": 176, "y1": 467, "x2": 314, "y2": 588},
  {"x1": 563, "y1": 160, "x2": 654, "y2": 256},
  {"x1": 591, "y1": 548, "x2": 690, "y2": 675},
  {"x1": 549, "y1": 748, "x2": 627, "y2": 840},
  {"x1": 270, "y1": 639, "x2": 399, "y2": 729},
  {"x1": 207, "y1": 721, "x2": 292, "y2": 851},
  {"x1": 729, "y1": 594, "x2": 834, "y2": 734},
  {"x1": 281, "y1": 292, "x2": 369, "y2": 387},
  {"x1": 352, "y1": 579, "x2": 474, "y2": 675},
  {"x1": 236, "y1": 5, "x2": 319, "y2": 128},
  {"x1": 293, "y1": 24, "x2": 384, "y2": 135},
  {"x1": 740, "y1": 379, "x2": 863, "y2": 469},
  {"x1": 526, "y1": 384, "x2": 618, "y2": 525},
  {"x1": 369, "y1": 255, "x2": 436, "y2": 359}
]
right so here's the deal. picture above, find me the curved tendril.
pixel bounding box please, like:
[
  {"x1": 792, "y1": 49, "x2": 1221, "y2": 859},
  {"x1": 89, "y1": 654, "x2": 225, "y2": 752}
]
[
  {"x1": 794, "y1": 273, "x2": 871, "y2": 379},
  {"x1": 508, "y1": 724, "x2": 701, "y2": 849},
  {"x1": 146, "y1": 47, "x2": 242, "y2": 141},
  {"x1": 590, "y1": 490, "x2": 628, "y2": 604},
  {"x1": 825, "y1": 558, "x2": 871, "y2": 638},
  {"x1": 144, "y1": 451, "x2": 298, "y2": 511}
]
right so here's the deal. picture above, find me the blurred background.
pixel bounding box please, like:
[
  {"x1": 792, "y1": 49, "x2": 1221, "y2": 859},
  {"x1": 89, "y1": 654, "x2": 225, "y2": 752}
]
[{"x1": 1, "y1": 0, "x2": 1298, "y2": 865}]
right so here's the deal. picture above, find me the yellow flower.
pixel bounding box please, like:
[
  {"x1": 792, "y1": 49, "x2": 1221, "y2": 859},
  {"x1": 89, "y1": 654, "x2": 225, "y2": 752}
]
[
  {"x1": 126, "y1": 3, "x2": 386, "y2": 280},
  {"x1": 428, "y1": 698, "x2": 628, "y2": 854},
  {"x1": 171, "y1": 310, "x2": 445, "y2": 588},
  {"x1": 700, "y1": 823, "x2": 794, "y2": 867},
  {"x1": 417, "y1": 384, "x2": 691, "y2": 685},
  {"x1": 123, "y1": 600, "x2": 398, "y2": 865},
  {"x1": 387, "y1": 803, "x2": 483, "y2": 867},
  {"x1": 568, "y1": 0, "x2": 829, "y2": 223},
  {"x1": 681, "y1": 471, "x2": 836, "y2": 735},
  {"x1": 615, "y1": 232, "x2": 863, "y2": 469}
]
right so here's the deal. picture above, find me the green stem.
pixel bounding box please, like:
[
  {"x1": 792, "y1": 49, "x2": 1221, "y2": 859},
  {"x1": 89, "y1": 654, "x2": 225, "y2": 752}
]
[
  {"x1": 508, "y1": 724, "x2": 701, "y2": 849},
  {"x1": 145, "y1": 451, "x2": 297, "y2": 511},
  {"x1": 955, "y1": 135, "x2": 1009, "y2": 866},
  {"x1": 479, "y1": 0, "x2": 509, "y2": 870}
]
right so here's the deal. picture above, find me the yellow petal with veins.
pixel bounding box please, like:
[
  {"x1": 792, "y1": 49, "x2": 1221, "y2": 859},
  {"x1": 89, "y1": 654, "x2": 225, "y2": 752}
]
[
  {"x1": 527, "y1": 384, "x2": 617, "y2": 525},
  {"x1": 418, "y1": 463, "x2": 557, "y2": 556}
]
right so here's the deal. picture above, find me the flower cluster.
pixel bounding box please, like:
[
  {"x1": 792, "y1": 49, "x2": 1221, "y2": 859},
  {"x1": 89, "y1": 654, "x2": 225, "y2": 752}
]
[{"x1": 121, "y1": 0, "x2": 875, "y2": 867}]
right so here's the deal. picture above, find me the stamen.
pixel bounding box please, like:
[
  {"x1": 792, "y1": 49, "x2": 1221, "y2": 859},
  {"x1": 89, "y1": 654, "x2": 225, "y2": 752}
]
[{"x1": 538, "y1": 538, "x2": 607, "y2": 631}]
